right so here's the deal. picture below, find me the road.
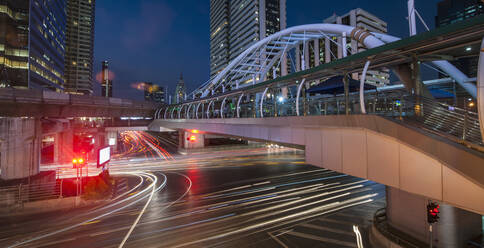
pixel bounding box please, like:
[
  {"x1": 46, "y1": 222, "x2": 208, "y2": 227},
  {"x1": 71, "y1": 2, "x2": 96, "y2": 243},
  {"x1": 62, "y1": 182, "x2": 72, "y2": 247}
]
[{"x1": 1, "y1": 131, "x2": 385, "y2": 248}]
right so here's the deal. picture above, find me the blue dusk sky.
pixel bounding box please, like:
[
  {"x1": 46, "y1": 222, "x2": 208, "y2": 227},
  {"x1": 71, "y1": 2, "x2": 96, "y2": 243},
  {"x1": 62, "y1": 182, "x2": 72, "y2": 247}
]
[{"x1": 93, "y1": 0, "x2": 442, "y2": 100}]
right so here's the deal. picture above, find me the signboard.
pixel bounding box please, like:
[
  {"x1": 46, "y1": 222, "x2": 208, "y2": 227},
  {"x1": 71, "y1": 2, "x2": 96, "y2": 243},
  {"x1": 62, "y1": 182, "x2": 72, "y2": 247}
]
[{"x1": 97, "y1": 146, "x2": 111, "y2": 168}]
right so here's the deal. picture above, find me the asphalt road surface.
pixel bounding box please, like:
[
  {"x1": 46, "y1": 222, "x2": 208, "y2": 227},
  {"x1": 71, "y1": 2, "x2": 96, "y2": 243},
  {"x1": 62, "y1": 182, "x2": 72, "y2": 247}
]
[{"x1": 1, "y1": 131, "x2": 384, "y2": 248}]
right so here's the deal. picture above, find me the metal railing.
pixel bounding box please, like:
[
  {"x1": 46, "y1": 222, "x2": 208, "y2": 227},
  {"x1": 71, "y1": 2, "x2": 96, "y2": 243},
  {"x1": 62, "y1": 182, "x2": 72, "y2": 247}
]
[
  {"x1": 159, "y1": 88, "x2": 483, "y2": 148},
  {"x1": 0, "y1": 181, "x2": 63, "y2": 208},
  {"x1": 373, "y1": 208, "x2": 424, "y2": 248}
]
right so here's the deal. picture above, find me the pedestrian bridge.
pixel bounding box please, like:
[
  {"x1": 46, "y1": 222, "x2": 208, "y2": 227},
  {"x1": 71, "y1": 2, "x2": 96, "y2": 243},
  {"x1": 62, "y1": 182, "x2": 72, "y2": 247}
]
[{"x1": 151, "y1": 16, "x2": 484, "y2": 215}]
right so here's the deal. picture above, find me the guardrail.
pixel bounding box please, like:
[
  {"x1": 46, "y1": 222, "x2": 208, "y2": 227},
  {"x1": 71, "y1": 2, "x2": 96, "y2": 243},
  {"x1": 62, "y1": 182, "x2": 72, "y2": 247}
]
[
  {"x1": 0, "y1": 181, "x2": 63, "y2": 208},
  {"x1": 159, "y1": 88, "x2": 482, "y2": 148},
  {"x1": 0, "y1": 88, "x2": 160, "y2": 110},
  {"x1": 373, "y1": 208, "x2": 424, "y2": 248}
]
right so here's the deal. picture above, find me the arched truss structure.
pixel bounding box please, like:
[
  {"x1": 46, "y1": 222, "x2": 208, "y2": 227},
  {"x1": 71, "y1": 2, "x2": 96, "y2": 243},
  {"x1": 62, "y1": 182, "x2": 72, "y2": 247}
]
[{"x1": 190, "y1": 23, "x2": 477, "y2": 99}]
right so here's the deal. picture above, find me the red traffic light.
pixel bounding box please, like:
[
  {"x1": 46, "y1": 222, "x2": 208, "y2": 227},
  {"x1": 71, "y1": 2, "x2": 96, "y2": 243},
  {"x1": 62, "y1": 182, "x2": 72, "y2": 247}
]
[
  {"x1": 72, "y1": 157, "x2": 86, "y2": 168},
  {"x1": 187, "y1": 135, "x2": 196, "y2": 143}
]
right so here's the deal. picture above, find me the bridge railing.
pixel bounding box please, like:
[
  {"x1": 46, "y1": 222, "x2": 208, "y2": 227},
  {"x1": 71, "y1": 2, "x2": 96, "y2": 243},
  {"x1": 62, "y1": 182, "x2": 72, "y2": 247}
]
[
  {"x1": 157, "y1": 87, "x2": 482, "y2": 147},
  {"x1": 0, "y1": 88, "x2": 159, "y2": 109}
]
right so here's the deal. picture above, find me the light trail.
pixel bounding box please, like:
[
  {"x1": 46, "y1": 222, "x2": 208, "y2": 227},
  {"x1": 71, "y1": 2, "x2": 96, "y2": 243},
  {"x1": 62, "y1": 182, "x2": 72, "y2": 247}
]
[
  {"x1": 118, "y1": 173, "x2": 158, "y2": 248},
  {"x1": 8, "y1": 172, "x2": 165, "y2": 248}
]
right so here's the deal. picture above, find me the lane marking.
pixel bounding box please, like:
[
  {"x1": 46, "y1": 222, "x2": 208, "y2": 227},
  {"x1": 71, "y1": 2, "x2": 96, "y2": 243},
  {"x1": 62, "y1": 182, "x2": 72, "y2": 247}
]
[
  {"x1": 118, "y1": 172, "x2": 159, "y2": 248},
  {"x1": 81, "y1": 220, "x2": 101, "y2": 226},
  {"x1": 8, "y1": 172, "x2": 165, "y2": 248},
  {"x1": 268, "y1": 232, "x2": 289, "y2": 248},
  {"x1": 286, "y1": 231, "x2": 357, "y2": 248}
]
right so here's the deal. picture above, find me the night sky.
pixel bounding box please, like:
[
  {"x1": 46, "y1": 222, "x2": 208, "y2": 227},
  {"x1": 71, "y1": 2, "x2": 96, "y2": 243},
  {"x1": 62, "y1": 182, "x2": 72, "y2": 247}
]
[{"x1": 93, "y1": 0, "x2": 442, "y2": 100}]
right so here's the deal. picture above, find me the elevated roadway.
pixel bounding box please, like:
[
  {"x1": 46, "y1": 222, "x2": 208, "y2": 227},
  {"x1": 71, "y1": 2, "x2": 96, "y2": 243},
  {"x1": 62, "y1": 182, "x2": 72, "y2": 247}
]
[
  {"x1": 0, "y1": 88, "x2": 159, "y2": 118},
  {"x1": 151, "y1": 115, "x2": 484, "y2": 216}
]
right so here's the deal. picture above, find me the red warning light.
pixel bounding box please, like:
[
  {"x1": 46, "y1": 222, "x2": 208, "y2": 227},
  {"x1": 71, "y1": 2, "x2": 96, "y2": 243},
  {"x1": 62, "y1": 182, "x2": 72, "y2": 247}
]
[
  {"x1": 191, "y1": 129, "x2": 199, "y2": 134},
  {"x1": 72, "y1": 158, "x2": 78, "y2": 164}
]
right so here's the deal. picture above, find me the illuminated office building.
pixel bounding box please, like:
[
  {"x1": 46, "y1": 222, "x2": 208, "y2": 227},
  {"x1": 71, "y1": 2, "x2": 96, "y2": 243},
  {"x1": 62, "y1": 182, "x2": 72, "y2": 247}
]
[
  {"x1": 143, "y1": 82, "x2": 167, "y2": 103},
  {"x1": 209, "y1": 0, "x2": 287, "y2": 78},
  {"x1": 0, "y1": 0, "x2": 66, "y2": 91},
  {"x1": 64, "y1": 0, "x2": 96, "y2": 95},
  {"x1": 436, "y1": 0, "x2": 484, "y2": 78}
]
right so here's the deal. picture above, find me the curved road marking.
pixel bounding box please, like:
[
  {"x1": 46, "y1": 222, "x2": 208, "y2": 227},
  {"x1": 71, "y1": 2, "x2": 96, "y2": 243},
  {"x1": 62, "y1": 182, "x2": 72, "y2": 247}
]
[
  {"x1": 118, "y1": 173, "x2": 159, "y2": 248},
  {"x1": 118, "y1": 172, "x2": 192, "y2": 248},
  {"x1": 8, "y1": 172, "x2": 165, "y2": 248}
]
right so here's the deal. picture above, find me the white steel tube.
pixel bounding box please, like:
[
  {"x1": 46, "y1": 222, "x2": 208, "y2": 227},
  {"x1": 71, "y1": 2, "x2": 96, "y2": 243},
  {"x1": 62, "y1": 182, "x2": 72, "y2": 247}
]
[
  {"x1": 478, "y1": 38, "x2": 484, "y2": 142},
  {"x1": 261, "y1": 88, "x2": 269, "y2": 118},
  {"x1": 237, "y1": 94, "x2": 244, "y2": 118},
  {"x1": 360, "y1": 61, "x2": 371, "y2": 114},
  {"x1": 296, "y1": 79, "x2": 306, "y2": 116}
]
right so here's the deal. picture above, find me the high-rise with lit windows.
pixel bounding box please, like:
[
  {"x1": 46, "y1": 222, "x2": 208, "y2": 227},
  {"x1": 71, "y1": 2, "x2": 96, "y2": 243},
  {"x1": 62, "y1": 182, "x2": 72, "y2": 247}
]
[
  {"x1": 64, "y1": 0, "x2": 96, "y2": 95},
  {"x1": 436, "y1": 0, "x2": 483, "y2": 78},
  {"x1": 175, "y1": 73, "x2": 186, "y2": 104},
  {"x1": 209, "y1": 0, "x2": 287, "y2": 78},
  {"x1": 0, "y1": 0, "x2": 66, "y2": 91},
  {"x1": 323, "y1": 9, "x2": 389, "y2": 86}
]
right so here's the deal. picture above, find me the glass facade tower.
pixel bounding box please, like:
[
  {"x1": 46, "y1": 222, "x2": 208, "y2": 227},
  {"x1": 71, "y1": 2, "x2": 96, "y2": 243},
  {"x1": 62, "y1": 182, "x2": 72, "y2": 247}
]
[
  {"x1": 0, "y1": 0, "x2": 66, "y2": 91},
  {"x1": 209, "y1": 0, "x2": 287, "y2": 78},
  {"x1": 64, "y1": 0, "x2": 96, "y2": 95},
  {"x1": 436, "y1": 0, "x2": 484, "y2": 79}
]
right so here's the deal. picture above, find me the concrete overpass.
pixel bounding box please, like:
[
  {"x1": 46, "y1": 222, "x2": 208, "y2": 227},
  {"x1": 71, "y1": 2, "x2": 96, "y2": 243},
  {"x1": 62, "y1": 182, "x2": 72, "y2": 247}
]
[
  {"x1": 0, "y1": 88, "x2": 159, "y2": 118},
  {"x1": 151, "y1": 116, "x2": 484, "y2": 215}
]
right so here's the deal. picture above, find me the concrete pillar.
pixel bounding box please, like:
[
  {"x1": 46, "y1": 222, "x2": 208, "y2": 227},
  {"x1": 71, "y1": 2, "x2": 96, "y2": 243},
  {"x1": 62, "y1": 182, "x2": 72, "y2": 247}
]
[
  {"x1": 386, "y1": 187, "x2": 482, "y2": 247},
  {"x1": 58, "y1": 130, "x2": 73, "y2": 164},
  {"x1": 295, "y1": 47, "x2": 301, "y2": 72},
  {"x1": 313, "y1": 40, "x2": 320, "y2": 67},
  {"x1": 324, "y1": 38, "x2": 331, "y2": 63},
  {"x1": 0, "y1": 118, "x2": 41, "y2": 180}
]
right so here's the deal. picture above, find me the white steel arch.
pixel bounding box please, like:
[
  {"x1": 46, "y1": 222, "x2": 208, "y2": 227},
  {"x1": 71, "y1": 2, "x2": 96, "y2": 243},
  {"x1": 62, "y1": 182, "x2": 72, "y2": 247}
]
[{"x1": 190, "y1": 24, "x2": 476, "y2": 99}]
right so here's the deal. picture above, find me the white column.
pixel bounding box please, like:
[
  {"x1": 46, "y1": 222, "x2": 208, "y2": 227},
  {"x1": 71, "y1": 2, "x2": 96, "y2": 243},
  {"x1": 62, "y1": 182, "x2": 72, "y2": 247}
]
[
  {"x1": 408, "y1": 0, "x2": 417, "y2": 36},
  {"x1": 478, "y1": 38, "x2": 484, "y2": 142}
]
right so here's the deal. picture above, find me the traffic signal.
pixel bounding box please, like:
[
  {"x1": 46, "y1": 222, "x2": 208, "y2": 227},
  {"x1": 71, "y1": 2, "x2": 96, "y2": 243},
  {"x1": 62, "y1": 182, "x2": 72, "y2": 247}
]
[
  {"x1": 427, "y1": 202, "x2": 440, "y2": 224},
  {"x1": 72, "y1": 157, "x2": 86, "y2": 168},
  {"x1": 187, "y1": 135, "x2": 196, "y2": 143}
]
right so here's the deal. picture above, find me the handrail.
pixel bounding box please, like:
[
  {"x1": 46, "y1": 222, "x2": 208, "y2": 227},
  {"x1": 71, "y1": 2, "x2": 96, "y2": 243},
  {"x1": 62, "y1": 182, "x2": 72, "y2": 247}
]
[
  {"x1": 158, "y1": 88, "x2": 483, "y2": 148},
  {"x1": 373, "y1": 208, "x2": 424, "y2": 248}
]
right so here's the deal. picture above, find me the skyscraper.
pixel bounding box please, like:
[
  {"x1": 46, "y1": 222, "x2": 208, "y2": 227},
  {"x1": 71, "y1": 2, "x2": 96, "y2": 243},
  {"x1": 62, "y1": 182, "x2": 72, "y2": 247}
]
[
  {"x1": 175, "y1": 73, "x2": 186, "y2": 104},
  {"x1": 64, "y1": 0, "x2": 96, "y2": 95},
  {"x1": 0, "y1": 0, "x2": 66, "y2": 91},
  {"x1": 436, "y1": 0, "x2": 483, "y2": 78},
  {"x1": 209, "y1": 0, "x2": 287, "y2": 78},
  {"x1": 101, "y1": 61, "x2": 112, "y2": 97},
  {"x1": 323, "y1": 8, "x2": 389, "y2": 86},
  {"x1": 143, "y1": 82, "x2": 167, "y2": 103}
]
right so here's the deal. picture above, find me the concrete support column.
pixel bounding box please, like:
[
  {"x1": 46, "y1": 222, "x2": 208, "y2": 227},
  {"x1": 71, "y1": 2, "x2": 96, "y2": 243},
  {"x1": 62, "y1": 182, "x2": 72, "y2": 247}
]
[
  {"x1": 325, "y1": 38, "x2": 331, "y2": 63},
  {"x1": 58, "y1": 130, "x2": 74, "y2": 163},
  {"x1": 295, "y1": 47, "x2": 301, "y2": 71},
  {"x1": 386, "y1": 187, "x2": 482, "y2": 247},
  {"x1": 0, "y1": 118, "x2": 41, "y2": 180}
]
